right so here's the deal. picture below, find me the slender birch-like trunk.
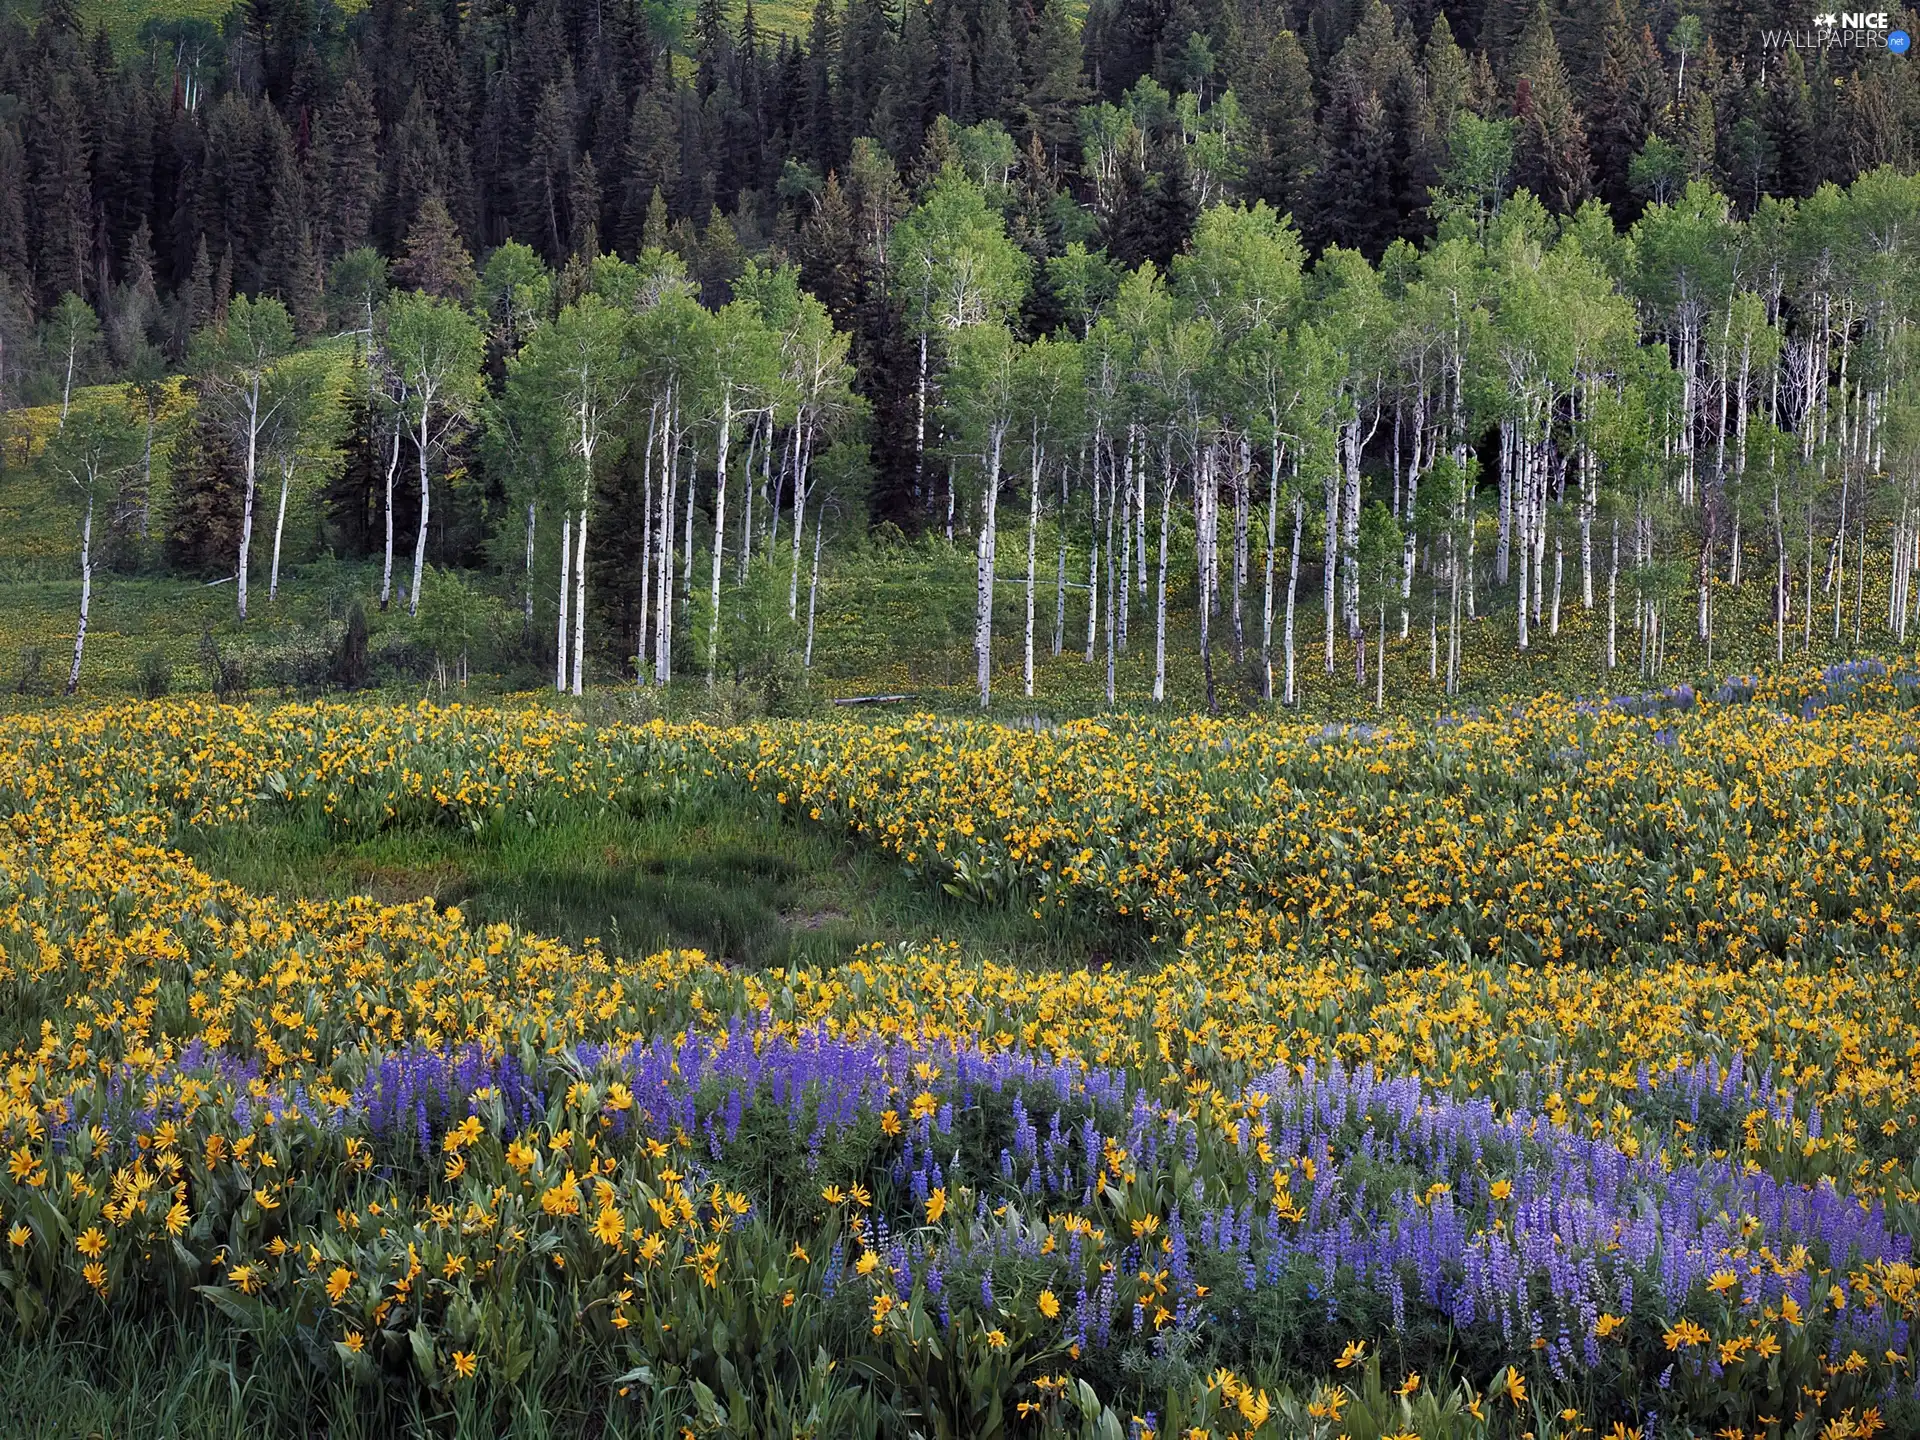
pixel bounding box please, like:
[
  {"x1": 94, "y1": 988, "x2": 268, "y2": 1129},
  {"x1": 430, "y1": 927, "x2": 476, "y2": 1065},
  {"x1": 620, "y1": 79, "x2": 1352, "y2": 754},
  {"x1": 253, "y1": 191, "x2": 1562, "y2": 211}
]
[
  {"x1": 1053, "y1": 461, "x2": 1069, "y2": 659},
  {"x1": 1260, "y1": 434, "x2": 1281, "y2": 701},
  {"x1": 380, "y1": 426, "x2": 400, "y2": 610},
  {"x1": 571, "y1": 507, "x2": 587, "y2": 695},
  {"x1": 976, "y1": 424, "x2": 1005, "y2": 707},
  {"x1": 67, "y1": 492, "x2": 93, "y2": 694},
  {"x1": 237, "y1": 379, "x2": 262, "y2": 621},
  {"x1": 1284, "y1": 494, "x2": 1302, "y2": 706},
  {"x1": 1024, "y1": 432, "x2": 1041, "y2": 697},
  {"x1": 556, "y1": 511, "x2": 572, "y2": 692},
  {"x1": 269, "y1": 456, "x2": 293, "y2": 603},
  {"x1": 707, "y1": 389, "x2": 733, "y2": 684},
  {"x1": 1153, "y1": 440, "x2": 1172, "y2": 704},
  {"x1": 409, "y1": 394, "x2": 434, "y2": 618},
  {"x1": 524, "y1": 501, "x2": 537, "y2": 631}
]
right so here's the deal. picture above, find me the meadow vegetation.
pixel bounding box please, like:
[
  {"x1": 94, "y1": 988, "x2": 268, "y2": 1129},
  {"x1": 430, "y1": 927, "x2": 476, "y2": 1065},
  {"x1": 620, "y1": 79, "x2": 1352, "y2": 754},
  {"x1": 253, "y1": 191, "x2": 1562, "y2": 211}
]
[{"x1": 1, "y1": 661, "x2": 1918, "y2": 1438}]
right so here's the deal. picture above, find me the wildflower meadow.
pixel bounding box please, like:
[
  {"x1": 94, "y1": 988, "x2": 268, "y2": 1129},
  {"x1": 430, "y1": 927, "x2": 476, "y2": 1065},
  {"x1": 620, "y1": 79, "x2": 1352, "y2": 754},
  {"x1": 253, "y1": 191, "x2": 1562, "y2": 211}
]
[{"x1": 3, "y1": 660, "x2": 1920, "y2": 1439}]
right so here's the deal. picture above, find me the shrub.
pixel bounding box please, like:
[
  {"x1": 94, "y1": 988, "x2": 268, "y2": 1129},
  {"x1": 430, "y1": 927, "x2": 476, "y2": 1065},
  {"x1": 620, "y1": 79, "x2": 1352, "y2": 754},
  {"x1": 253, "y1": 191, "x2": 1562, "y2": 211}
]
[{"x1": 134, "y1": 646, "x2": 173, "y2": 699}]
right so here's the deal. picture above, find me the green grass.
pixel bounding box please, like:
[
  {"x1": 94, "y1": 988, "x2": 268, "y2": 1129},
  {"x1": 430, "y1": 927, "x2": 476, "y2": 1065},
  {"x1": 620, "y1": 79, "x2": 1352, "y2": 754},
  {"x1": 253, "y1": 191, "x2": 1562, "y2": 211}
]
[
  {"x1": 176, "y1": 781, "x2": 1132, "y2": 971},
  {"x1": 0, "y1": 1309, "x2": 686, "y2": 1440}
]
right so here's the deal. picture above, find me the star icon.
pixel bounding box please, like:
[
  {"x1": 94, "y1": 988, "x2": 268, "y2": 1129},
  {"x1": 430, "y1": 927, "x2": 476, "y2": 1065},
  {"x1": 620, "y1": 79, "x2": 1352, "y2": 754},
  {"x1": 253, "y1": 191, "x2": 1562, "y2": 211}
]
[{"x1": 1815, "y1": 12, "x2": 1837, "y2": 24}]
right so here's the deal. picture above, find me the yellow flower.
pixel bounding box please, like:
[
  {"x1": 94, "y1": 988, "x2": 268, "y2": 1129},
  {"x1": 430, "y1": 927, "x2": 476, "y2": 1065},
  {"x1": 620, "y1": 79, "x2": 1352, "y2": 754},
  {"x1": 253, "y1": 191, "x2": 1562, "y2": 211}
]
[
  {"x1": 1395, "y1": 1372, "x2": 1420, "y2": 1397},
  {"x1": 854, "y1": 1250, "x2": 880, "y2": 1277},
  {"x1": 326, "y1": 1266, "x2": 354, "y2": 1304},
  {"x1": 821, "y1": 1184, "x2": 847, "y2": 1206},
  {"x1": 984, "y1": 1328, "x2": 1008, "y2": 1349},
  {"x1": 1334, "y1": 1339, "x2": 1366, "y2": 1369},
  {"x1": 7, "y1": 1225, "x2": 28, "y2": 1248},
  {"x1": 83, "y1": 1261, "x2": 107, "y2": 1292},
  {"x1": 592, "y1": 1207, "x2": 626, "y2": 1247},
  {"x1": 925, "y1": 1187, "x2": 947, "y2": 1224},
  {"x1": 1502, "y1": 1368, "x2": 1527, "y2": 1405},
  {"x1": 76, "y1": 1226, "x2": 107, "y2": 1259},
  {"x1": 1038, "y1": 1289, "x2": 1060, "y2": 1319},
  {"x1": 452, "y1": 1350, "x2": 477, "y2": 1379},
  {"x1": 1594, "y1": 1312, "x2": 1626, "y2": 1338},
  {"x1": 1664, "y1": 1319, "x2": 1710, "y2": 1350}
]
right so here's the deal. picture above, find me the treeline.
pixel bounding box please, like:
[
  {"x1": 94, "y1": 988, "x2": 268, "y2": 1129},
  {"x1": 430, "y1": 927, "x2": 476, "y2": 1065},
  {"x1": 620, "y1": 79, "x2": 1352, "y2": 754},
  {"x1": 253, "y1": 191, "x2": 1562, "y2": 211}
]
[
  {"x1": 2, "y1": 0, "x2": 1917, "y2": 512},
  {"x1": 29, "y1": 161, "x2": 1920, "y2": 710}
]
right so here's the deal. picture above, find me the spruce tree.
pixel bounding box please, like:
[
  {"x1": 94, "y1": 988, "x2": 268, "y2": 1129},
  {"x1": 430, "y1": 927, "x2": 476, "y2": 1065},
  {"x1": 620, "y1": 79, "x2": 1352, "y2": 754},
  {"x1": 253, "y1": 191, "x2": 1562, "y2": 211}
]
[
  {"x1": 1512, "y1": 4, "x2": 1593, "y2": 216},
  {"x1": 165, "y1": 385, "x2": 246, "y2": 578},
  {"x1": 394, "y1": 195, "x2": 477, "y2": 302}
]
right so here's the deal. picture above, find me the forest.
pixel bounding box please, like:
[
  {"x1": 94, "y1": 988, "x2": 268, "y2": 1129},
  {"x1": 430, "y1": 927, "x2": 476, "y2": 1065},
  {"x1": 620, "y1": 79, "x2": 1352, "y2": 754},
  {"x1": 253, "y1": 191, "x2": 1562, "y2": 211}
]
[{"x1": 0, "y1": 0, "x2": 1917, "y2": 708}]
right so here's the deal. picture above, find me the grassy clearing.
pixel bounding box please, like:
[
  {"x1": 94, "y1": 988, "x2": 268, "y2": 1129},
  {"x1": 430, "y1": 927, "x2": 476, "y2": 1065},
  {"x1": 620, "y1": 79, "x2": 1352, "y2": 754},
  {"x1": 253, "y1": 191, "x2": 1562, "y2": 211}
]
[{"x1": 177, "y1": 781, "x2": 1127, "y2": 971}]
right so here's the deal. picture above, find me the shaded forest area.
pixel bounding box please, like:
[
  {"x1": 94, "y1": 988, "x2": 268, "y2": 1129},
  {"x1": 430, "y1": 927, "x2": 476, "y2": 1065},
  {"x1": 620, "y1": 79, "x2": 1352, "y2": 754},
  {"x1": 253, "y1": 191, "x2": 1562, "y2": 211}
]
[{"x1": 1, "y1": 0, "x2": 1914, "y2": 521}]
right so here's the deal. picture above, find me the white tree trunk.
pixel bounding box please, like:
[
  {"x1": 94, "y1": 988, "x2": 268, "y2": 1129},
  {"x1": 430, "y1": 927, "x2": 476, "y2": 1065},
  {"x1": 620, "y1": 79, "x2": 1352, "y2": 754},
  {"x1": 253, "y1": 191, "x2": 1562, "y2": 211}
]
[
  {"x1": 571, "y1": 507, "x2": 588, "y2": 695},
  {"x1": 708, "y1": 390, "x2": 733, "y2": 684},
  {"x1": 269, "y1": 460, "x2": 292, "y2": 603},
  {"x1": 557, "y1": 510, "x2": 572, "y2": 691},
  {"x1": 1284, "y1": 494, "x2": 1302, "y2": 707},
  {"x1": 1607, "y1": 518, "x2": 1619, "y2": 670},
  {"x1": 1153, "y1": 442, "x2": 1172, "y2": 704},
  {"x1": 380, "y1": 427, "x2": 400, "y2": 610},
  {"x1": 976, "y1": 426, "x2": 1004, "y2": 707},
  {"x1": 67, "y1": 492, "x2": 92, "y2": 694},
  {"x1": 789, "y1": 426, "x2": 813, "y2": 619},
  {"x1": 524, "y1": 501, "x2": 537, "y2": 629},
  {"x1": 237, "y1": 384, "x2": 261, "y2": 621},
  {"x1": 410, "y1": 400, "x2": 433, "y2": 618},
  {"x1": 1024, "y1": 434, "x2": 1042, "y2": 697},
  {"x1": 1261, "y1": 440, "x2": 1279, "y2": 701}
]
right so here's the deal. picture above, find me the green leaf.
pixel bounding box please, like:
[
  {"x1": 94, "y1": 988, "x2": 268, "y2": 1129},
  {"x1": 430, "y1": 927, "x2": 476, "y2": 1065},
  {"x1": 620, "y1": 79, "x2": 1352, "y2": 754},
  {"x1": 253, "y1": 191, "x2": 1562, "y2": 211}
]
[{"x1": 193, "y1": 1284, "x2": 267, "y2": 1332}]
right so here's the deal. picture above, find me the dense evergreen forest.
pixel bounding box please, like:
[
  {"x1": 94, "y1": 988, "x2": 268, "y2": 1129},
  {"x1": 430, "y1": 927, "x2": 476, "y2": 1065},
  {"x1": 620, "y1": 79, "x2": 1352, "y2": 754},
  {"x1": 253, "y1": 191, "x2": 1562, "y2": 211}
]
[{"x1": 1, "y1": 0, "x2": 1917, "y2": 705}]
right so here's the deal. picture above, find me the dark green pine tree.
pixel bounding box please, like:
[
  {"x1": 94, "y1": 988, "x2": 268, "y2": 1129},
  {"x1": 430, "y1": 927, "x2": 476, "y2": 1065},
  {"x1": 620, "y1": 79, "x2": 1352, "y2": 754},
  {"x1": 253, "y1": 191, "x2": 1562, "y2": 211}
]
[
  {"x1": 1422, "y1": 14, "x2": 1481, "y2": 138},
  {"x1": 973, "y1": 0, "x2": 1024, "y2": 127},
  {"x1": 805, "y1": 0, "x2": 844, "y2": 172},
  {"x1": 935, "y1": 2, "x2": 975, "y2": 127},
  {"x1": 325, "y1": 352, "x2": 382, "y2": 557},
  {"x1": 1306, "y1": 1, "x2": 1425, "y2": 258},
  {"x1": 797, "y1": 171, "x2": 862, "y2": 328},
  {"x1": 619, "y1": 71, "x2": 681, "y2": 253},
  {"x1": 840, "y1": 0, "x2": 896, "y2": 145},
  {"x1": 1020, "y1": 0, "x2": 1088, "y2": 161},
  {"x1": 1511, "y1": 4, "x2": 1592, "y2": 215},
  {"x1": 200, "y1": 94, "x2": 272, "y2": 294},
  {"x1": 171, "y1": 234, "x2": 214, "y2": 362},
  {"x1": 27, "y1": 69, "x2": 92, "y2": 306},
  {"x1": 165, "y1": 384, "x2": 246, "y2": 578},
  {"x1": 694, "y1": 0, "x2": 732, "y2": 102},
  {"x1": 568, "y1": 152, "x2": 602, "y2": 258},
  {"x1": 1238, "y1": 27, "x2": 1319, "y2": 219},
  {"x1": 1763, "y1": 45, "x2": 1818, "y2": 200},
  {"x1": 394, "y1": 194, "x2": 477, "y2": 302},
  {"x1": 324, "y1": 76, "x2": 383, "y2": 258},
  {"x1": 1589, "y1": 1, "x2": 1670, "y2": 217},
  {"x1": 879, "y1": 0, "x2": 937, "y2": 158},
  {"x1": 0, "y1": 119, "x2": 31, "y2": 303}
]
